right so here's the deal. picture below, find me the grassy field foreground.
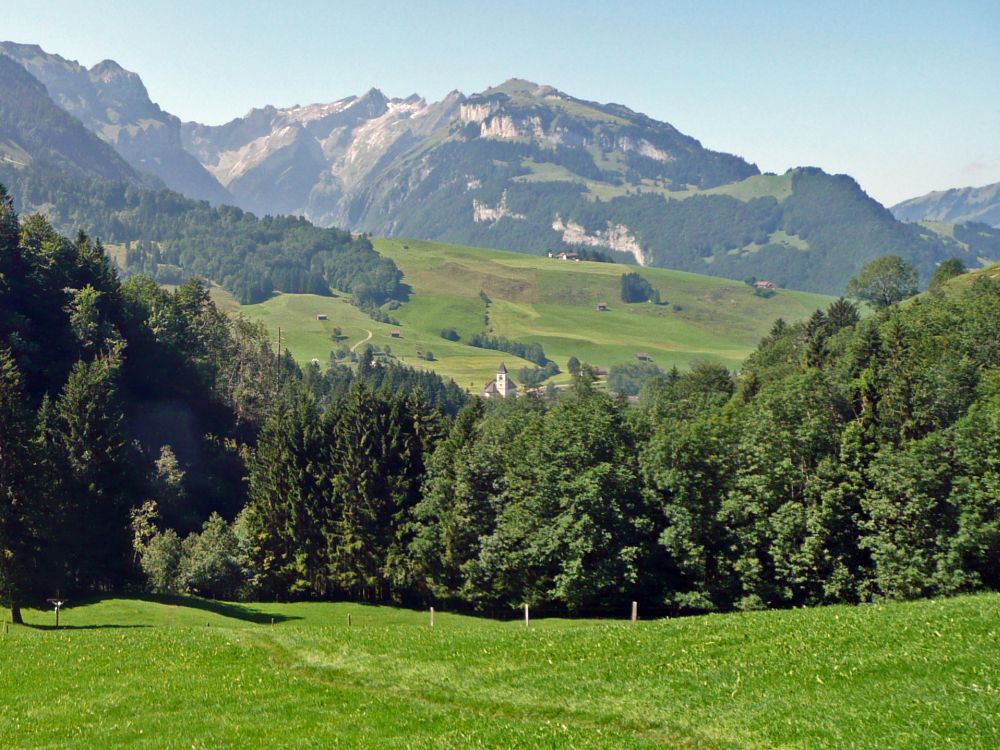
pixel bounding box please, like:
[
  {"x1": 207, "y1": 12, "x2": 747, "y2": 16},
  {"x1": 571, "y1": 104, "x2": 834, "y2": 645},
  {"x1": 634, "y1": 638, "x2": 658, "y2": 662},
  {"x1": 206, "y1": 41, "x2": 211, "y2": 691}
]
[{"x1": 2, "y1": 594, "x2": 997, "y2": 748}]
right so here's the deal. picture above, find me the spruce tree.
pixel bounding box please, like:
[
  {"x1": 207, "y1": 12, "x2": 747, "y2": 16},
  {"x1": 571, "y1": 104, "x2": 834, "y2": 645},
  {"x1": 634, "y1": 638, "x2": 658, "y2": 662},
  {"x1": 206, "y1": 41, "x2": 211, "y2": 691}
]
[
  {"x1": 0, "y1": 350, "x2": 37, "y2": 623},
  {"x1": 54, "y1": 353, "x2": 135, "y2": 590}
]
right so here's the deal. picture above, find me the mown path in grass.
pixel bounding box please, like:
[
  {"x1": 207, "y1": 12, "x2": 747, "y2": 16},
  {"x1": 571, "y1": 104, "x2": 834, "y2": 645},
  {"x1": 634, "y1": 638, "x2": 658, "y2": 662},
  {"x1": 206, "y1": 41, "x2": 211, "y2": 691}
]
[
  {"x1": 350, "y1": 328, "x2": 373, "y2": 353},
  {"x1": 2, "y1": 594, "x2": 997, "y2": 748}
]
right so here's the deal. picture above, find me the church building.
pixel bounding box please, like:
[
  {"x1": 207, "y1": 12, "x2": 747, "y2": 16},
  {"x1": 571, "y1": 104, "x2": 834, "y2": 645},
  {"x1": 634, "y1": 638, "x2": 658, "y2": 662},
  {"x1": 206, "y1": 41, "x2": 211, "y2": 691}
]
[{"x1": 482, "y1": 362, "x2": 518, "y2": 398}]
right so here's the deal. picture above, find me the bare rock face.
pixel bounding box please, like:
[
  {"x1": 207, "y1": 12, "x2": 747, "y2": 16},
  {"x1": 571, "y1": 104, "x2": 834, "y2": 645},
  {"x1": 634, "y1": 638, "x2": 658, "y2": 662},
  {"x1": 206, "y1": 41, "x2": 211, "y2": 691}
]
[
  {"x1": 553, "y1": 216, "x2": 645, "y2": 265},
  {"x1": 177, "y1": 76, "x2": 759, "y2": 237},
  {"x1": 473, "y1": 190, "x2": 525, "y2": 223},
  {"x1": 181, "y1": 88, "x2": 465, "y2": 225},
  {"x1": 0, "y1": 52, "x2": 140, "y2": 182}
]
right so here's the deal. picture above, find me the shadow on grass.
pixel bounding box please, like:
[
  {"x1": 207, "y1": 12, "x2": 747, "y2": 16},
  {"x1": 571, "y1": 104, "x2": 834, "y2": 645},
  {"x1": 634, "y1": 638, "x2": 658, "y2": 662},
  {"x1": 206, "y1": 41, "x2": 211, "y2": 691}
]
[
  {"x1": 20, "y1": 595, "x2": 303, "y2": 629},
  {"x1": 147, "y1": 594, "x2": 302, "y2": 625},
  {"x1": 27, "y1": 623, "x2": 151, "y2": 631}
]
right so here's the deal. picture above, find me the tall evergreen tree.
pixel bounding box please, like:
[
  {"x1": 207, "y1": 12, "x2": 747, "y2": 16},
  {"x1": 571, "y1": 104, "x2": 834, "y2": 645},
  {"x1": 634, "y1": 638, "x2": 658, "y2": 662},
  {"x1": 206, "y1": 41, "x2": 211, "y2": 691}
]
[
  {"x1": 0, "y1": 350, "x2": 39, "y2": 622},
  {"x1": 53, "y1": 352, "x2": 136, "y2": 590}
]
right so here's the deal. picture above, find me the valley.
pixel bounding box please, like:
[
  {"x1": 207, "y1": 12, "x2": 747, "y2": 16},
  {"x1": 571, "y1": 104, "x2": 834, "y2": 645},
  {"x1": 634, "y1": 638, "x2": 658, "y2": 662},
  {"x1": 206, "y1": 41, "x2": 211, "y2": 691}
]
[{"x1": 2, "y1": 19, "x2": 1000, "y2": 749}]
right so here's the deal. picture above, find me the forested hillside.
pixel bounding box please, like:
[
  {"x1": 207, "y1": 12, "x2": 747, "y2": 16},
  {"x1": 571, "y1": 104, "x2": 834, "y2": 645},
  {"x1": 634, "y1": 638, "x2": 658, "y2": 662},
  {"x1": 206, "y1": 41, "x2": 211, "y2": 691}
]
[
  {"x1": 0, "y1": 160, "x2": 402, "y2": 305},
  {"x1": 7, "y1": 181, "x2": 998, "y2": 619},
  {"x1": 238, "y1": 270, "x2": 1000, "y2": 610},
  {"x1": 0, "y1": 51, "x2": 403, "y2": 307},
  {"x1": 0, "y1": 186, "x2": 464, "y2": 619}
]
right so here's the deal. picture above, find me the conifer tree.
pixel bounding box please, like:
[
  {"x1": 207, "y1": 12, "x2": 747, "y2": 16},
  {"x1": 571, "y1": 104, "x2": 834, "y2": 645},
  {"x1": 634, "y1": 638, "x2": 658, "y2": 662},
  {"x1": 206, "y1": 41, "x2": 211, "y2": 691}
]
[
  {"x1": 0, "y1": 350, "x2": 38, "y2": 623},
  {"x1": 54, "y1": 352, "x2": 136, "y2": 589}
]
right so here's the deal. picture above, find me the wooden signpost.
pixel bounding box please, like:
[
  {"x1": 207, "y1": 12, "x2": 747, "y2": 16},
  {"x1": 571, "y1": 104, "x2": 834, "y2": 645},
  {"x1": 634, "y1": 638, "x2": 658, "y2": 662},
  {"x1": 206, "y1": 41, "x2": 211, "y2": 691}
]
[{"x1": 46, "y1": 593, "x2": 67, "y2": 628}]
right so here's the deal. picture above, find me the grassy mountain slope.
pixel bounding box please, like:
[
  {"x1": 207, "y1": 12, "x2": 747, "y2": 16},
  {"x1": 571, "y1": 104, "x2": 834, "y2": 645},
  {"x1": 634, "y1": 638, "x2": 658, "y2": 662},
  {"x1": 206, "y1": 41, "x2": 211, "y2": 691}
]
[
  {"x1": 917, "y1": 220, "x2": 1000, "y2": 264},
  {"x1": 4, "y1": 593, "x2": 997, "y2": 748},
  {"x1": 241, "y1": 237, "x2": 834, "y2": 387}
]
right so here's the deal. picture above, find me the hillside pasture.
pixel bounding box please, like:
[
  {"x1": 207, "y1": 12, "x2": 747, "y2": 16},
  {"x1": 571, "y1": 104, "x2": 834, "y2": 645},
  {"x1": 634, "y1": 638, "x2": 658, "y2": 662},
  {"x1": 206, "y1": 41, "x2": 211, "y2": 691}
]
[
  {"x1": 1, "y1": 594, "x2": 997, "y2": 748},
  {"x1": 239, "y1": 238, "x2": 833, "y2": 388}
]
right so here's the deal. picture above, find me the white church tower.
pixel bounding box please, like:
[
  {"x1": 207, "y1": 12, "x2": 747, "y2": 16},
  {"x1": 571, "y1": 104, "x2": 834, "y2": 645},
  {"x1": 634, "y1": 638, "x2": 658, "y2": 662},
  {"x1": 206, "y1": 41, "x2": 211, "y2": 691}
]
[
  {"x1": 482, "y1": 362, "x2": 518, "y2": 398},
  {"x1": 496, "y1": 362, "x2": 511, "y2": 397}
]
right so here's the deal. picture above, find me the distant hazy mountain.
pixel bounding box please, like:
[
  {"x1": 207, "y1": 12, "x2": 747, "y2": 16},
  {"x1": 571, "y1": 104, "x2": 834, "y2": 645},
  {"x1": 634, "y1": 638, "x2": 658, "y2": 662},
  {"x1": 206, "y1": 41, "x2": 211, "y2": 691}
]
[
  {"x1": 181, "y1": 87, "x2": 465, "y2": 219},
  {"x1": 181, "y1": 79, "x2": 757, "y2": 230},
  {"x1": 0, "y1": 53, "x2": 140, "y2": 182},
  {"x1": 0, "y1": 42, "x2": 232, "y2": 204},
  {"x1": 892, "y1": 182, "x2": 1000, "y2": 228}
]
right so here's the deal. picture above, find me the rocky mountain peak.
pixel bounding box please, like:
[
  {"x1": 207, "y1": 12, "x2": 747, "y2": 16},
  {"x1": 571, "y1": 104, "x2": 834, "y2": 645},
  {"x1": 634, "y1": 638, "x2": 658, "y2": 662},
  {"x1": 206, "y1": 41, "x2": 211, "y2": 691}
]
[{"x1": 89, "y1": 59, "x2": 127, "y2": 77}]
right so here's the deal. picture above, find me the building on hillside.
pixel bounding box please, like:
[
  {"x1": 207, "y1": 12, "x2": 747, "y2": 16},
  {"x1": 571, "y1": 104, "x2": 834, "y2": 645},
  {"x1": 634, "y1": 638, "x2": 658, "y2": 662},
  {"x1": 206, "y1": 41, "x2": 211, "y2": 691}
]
[
  {"x1": 596, "y1": 303, "x2": 609, "y2": 311},
  {"x1": 482, "y1": 362, "x2": 518, "y2": 398},
  {"x1": 390, "y1": 329, "x2": 402, "y2": 338},
  {"x1": 555, "y1": 251, "x2": 579, "y2": 261},
  {"x1": 635, "y1": 352, "x2": 652, "y2": 361},
  {"x1": 316, "y1": 314, "x2": 328, "y2": 320},
  {"x1": 755, "y1": 280, "x2": 776, "y2": 290}
]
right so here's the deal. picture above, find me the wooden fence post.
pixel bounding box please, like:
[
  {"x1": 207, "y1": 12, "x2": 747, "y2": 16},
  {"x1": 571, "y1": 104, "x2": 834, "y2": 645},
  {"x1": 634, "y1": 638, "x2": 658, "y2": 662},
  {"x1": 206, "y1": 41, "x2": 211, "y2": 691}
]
[
  {"x1": 524, "y1": 603, "x2": 529, "y2": 627},
  {"x1": 430, "y1": 607, "x2": 435, "y2": 627},
  {"x1": 631, "y1": 601, "x2": 638, "y2": 624},
  {"x1": 348, "y1": 613, "x2": 352, "y2": 627}
]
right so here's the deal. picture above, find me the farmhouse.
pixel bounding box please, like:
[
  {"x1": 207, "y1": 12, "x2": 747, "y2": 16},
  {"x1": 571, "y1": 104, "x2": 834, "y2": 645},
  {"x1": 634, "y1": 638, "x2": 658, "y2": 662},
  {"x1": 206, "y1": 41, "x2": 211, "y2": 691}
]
[
  {"x1": 482, "y1": 362, "x2": 518, "y2": 398},
  {"x1": 596, "y1": 302, "x2": 609, "y2": 311},
  {"x1": 755, "y1": 280, "x2": 776, "y2": 290},
  {"x1": 316, "y1": 314, "x2": 328, "y2": 321},
  {"x1": 554, "y1": 251, "x2": 579, "y2": 261},
  {"x1": 390, "y1": 329, "x2": 402, "y2": 338},
  {"x1": 636, "y1": 352, "x2": 651, "y2": 361}
]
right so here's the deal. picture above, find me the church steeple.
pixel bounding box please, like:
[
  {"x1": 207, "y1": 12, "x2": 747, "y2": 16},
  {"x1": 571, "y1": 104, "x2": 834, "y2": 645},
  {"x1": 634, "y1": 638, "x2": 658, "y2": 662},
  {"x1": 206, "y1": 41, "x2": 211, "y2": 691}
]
[{"x1": 482, "y1": 362, "x2": 518, "y2": 398}]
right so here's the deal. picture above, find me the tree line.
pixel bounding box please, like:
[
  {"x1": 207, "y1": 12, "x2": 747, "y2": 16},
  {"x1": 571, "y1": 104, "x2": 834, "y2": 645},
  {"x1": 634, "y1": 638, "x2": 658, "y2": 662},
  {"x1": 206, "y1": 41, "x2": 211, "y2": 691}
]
[
  {"x1": 156, "y1": 264, "x2": 1000, "y2": 613},
  {"x1": 3, "y1": 183, "x2": 999, "y2": 619},
  {"x1": 0, "y1": 162, "x2": 404, "y2": 306}
]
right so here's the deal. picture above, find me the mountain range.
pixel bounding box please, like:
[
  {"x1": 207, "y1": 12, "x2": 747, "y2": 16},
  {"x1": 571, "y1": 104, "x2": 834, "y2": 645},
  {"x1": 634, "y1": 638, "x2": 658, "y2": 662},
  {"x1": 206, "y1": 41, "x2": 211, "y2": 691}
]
[
  {"x1": 2, "y1": 40, "x2": 999, "y2": 295},
  {"x1": 892, "y1": 181, "x2": 1000, "y2": 228}
]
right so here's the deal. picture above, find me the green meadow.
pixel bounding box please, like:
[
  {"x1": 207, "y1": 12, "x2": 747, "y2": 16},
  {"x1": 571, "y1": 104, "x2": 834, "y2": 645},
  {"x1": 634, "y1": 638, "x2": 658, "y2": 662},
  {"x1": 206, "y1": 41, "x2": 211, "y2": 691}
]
[
  {"x1": 239, "y1": 238, "x2": 833, "y2": 388},
  {"x1": 2, "y1": 594, "x2": 997, "y2": 748}
]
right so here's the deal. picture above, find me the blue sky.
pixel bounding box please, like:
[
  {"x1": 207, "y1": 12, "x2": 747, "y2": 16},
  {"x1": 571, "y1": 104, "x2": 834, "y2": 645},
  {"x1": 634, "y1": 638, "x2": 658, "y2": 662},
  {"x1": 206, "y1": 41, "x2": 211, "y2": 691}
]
[{"x1": 3, "y1": 0, "x2": 998, "y2": 205}]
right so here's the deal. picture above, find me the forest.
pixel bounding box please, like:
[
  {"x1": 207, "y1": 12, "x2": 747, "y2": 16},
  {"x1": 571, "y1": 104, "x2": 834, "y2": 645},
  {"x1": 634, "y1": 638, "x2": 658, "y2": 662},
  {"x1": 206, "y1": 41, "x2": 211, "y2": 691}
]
[
  {"x1": 2, "y1": 184, "x2": 999, "y2": 621},
  {"x1": 0, "y1": 162, "x2": 403, "y2": 305}
]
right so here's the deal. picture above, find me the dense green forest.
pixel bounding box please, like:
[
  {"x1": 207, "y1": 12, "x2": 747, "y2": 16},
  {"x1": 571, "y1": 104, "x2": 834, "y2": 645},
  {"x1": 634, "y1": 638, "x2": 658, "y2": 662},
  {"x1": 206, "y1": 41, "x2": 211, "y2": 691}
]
[
  {"x1": 0, "y1": 185, "x2": 458, "y2": 619},
  {"x1": 3, "y1": 186, "x2": 999, "y2": 620},
  {"x1": 0, "y1": 162, "x2": 402, "y2": 305}
]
